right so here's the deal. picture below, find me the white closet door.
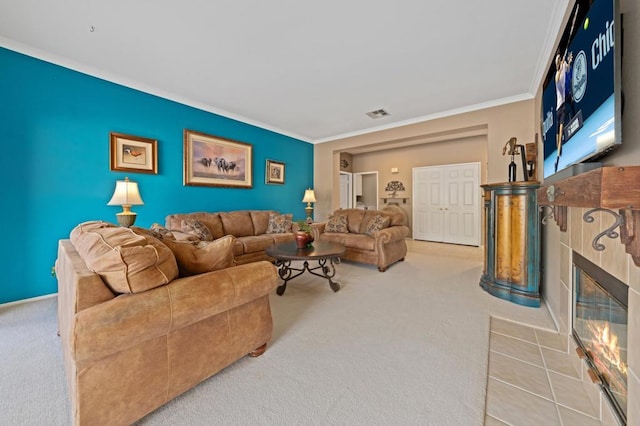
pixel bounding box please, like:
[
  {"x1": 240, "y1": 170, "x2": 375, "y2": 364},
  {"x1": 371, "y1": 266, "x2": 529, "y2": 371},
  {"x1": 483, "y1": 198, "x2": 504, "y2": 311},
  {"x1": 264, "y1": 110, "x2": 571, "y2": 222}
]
[
  {"x1": 442, "y1": 163, "x2": 480, "y2": 246},
  {"x1": 413, "y1": 162, "x2": 480, "y2": 246},
  {"x1": 413, "y1": 167, "x2": 445, "y2": 241}
]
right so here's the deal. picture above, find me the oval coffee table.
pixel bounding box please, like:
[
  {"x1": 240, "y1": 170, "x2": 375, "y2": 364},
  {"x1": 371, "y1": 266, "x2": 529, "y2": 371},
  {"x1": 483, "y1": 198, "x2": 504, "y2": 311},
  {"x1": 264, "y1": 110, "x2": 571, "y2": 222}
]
[{"x1": 265, "y1": 240, "x2": 346, "y2": 295}]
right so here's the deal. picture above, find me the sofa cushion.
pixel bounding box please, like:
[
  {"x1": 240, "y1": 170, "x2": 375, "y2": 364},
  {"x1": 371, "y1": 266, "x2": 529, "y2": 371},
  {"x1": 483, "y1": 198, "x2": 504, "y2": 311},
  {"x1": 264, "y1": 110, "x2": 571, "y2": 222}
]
[
  {"x1": 325, "y1": 214, "x2": 349, "y2": 233},
  {"x1": 250, "y1": 210, "x2": 274, "y2": 235},
  {"x1": 232, "y1": 240, "x2": 245, "y2": 257},
  {"x1": 271, "y1": 233, "x2": 296, "y2": 244},
  {"x1": 266, "y1": 212, "x2": 293, "y2": 234},
  {"x1": 237, "y1": 235, "x2": 275, "y2": 254},
  {"x1": 220, "y1": 211, "x2": 255, "y2": 237},
  {"x1": 181, "y1": 219, "x2": 214, "y2": 241},
  {"x1": 318, "y1": 232, "x2": 347, "y2": 245},
  {"x1": 342, "y1": 233, "x2": 376, "y2": 251},
  {"x1": 364, "y1": 214, "x2": 391, "y2": 236},
  {"x1": 343, "y1": 209, "x2": 366, "y2": 233},
  {"x1": 162, "y1": 236, "x2": 236, "y2": 277},
  {"x1": 359, "y1": 211, "x2": 377, "y2": 234},
  {"x1": 71, "y1": 221, "x2": 178, "y2": 294}
]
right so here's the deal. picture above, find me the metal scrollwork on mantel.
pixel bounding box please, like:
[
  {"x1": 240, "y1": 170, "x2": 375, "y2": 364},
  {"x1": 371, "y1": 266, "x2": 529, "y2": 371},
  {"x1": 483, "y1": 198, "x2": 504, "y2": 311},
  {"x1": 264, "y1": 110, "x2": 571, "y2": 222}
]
[
  {"x1": 583, "y1": 208, "x2": 622, "y2": 251},
  {"x1": 539, "y1": 204, "x2": 567, "y2": 231},
  {"x1": 540, "y1": 205, "x2": 555, "y2": 225}
]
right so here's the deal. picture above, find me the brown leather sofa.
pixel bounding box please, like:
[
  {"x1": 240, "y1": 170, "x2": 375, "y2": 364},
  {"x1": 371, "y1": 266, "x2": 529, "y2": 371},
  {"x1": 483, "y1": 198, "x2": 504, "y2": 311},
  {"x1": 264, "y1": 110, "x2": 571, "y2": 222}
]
[
  {"x1": 56, "y1": 221, "x2": 278, "y2": 425},
  {"x1": 313, "y1": 206, "x2": 409, "y2": 271},
  {"x1": 165, "y1": 210, "x2": 296, "y2": 265}
]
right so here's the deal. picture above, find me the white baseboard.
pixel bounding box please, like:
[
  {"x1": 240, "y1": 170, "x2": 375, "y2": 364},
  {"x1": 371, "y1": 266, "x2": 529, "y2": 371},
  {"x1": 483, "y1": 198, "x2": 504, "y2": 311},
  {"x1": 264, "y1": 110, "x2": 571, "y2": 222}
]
[{"x1": 1, "y1": 293, "x2": 57, "y2": 308}]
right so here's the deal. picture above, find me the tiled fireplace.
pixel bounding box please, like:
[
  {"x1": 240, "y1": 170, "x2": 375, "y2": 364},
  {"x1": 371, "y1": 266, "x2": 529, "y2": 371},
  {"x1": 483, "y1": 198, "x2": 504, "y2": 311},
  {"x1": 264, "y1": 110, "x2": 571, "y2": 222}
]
[{"x1": 552, "y1": 206, "x2": 639, "y2": 425}]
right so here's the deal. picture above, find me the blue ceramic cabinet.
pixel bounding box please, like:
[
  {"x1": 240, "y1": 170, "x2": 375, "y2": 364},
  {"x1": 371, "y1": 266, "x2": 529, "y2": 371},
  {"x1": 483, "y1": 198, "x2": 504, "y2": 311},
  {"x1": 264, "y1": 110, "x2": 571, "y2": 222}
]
[{"x1": 480, "y1": 182, "x2": 541, "y2": 307}]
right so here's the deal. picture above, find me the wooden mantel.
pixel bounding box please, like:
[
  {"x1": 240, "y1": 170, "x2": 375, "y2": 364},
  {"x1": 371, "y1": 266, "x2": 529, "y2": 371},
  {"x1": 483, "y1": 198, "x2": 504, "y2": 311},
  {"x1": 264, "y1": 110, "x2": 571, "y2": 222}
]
[{"x1": 538, "y1": 166, "x2": 640, "y2": 266}]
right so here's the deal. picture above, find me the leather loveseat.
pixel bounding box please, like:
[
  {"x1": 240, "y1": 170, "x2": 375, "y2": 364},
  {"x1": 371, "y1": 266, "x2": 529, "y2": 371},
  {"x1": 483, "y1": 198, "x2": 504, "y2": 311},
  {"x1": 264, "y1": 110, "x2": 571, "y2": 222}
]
[
  {"x1": 313, "y1": 205, "x2": 410, "y2": 272},
  {"x1": 56, "y1": 221, "x2": 278, "y2": 425}
]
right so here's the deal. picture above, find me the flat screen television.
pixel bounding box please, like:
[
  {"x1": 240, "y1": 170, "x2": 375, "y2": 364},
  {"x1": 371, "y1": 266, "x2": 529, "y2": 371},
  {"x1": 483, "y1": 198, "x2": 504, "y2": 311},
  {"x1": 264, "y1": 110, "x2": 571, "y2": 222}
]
[{"x1": 541, "y1": 0, "x2": 622, "y2": 181}]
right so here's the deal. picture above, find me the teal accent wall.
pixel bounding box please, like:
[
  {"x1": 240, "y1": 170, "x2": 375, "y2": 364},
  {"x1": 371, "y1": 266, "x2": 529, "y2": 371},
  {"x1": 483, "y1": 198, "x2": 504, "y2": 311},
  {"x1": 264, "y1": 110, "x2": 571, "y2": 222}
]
[{"x1": 0, "y1": 47, "x2": 313, "y2": 304}]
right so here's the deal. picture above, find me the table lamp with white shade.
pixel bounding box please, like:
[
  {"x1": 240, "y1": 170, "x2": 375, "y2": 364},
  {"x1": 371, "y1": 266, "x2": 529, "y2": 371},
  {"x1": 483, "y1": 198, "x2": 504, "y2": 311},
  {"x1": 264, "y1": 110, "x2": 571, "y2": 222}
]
[
  {"x1": 107, "y1": 177, "x2": 144, "y2": 227},
  {"x1": 302, "y1": 188, "x2": 316, "y2": 224}
]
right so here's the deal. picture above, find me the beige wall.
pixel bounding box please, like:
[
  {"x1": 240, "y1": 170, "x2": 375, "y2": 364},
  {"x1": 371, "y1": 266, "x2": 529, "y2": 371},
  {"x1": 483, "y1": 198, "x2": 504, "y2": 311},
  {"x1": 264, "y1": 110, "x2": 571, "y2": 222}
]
[
  {"x1": 339, "y1": 152, "x2": 353, "y2": 172},
  {"x1": 350, "y1": 135, "x2": 487, "y2": 229},
  {"x1": 314, "y1": 99, "x2": 537, "y2": 221}
]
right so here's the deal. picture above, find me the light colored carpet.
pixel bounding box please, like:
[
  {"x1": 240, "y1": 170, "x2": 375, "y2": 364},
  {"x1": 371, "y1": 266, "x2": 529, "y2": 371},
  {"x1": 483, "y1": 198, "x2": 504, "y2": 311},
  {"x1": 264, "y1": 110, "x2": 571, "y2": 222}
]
[{"x1": 0, "y1": 240, "x2": 555, "y2": 425}]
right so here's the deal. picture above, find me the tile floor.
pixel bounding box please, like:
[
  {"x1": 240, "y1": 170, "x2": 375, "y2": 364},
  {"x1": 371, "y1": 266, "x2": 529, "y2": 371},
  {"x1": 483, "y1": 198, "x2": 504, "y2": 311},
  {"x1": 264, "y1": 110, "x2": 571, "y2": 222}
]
[{"x1": 484, "y1": 317, "x2": 607, "y2": 426}]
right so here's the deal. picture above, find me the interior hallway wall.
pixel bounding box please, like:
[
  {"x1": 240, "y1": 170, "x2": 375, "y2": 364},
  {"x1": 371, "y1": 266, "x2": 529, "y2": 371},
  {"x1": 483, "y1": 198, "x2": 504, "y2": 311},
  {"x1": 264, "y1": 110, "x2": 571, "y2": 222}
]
[
  {"x1": 314, "y1": 99, "x2": 537, "y2": 223},
  {"x1": 351, "y1": 135, "x2": 487, "y2": 230}
]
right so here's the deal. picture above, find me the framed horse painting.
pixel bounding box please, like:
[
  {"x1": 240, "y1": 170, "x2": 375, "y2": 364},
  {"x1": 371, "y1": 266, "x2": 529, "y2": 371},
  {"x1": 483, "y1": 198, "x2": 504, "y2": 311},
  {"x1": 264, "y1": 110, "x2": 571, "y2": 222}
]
[{"x1": 183, "y1": 129, "x2": 253, "y2": 188}]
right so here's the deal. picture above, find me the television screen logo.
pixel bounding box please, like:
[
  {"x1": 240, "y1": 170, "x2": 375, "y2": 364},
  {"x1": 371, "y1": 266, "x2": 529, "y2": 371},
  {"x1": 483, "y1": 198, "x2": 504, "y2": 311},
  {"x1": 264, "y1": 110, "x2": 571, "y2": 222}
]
[{"x1": 572, "y1": 50, "x2": 588, "y2": 102}]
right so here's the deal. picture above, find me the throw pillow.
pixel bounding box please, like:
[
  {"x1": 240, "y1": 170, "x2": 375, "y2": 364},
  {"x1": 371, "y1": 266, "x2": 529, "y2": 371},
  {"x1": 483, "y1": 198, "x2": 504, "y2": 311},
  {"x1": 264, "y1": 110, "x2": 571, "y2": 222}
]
[
  {"x1": 365, "y1": 214, "x2": 391, "y2": 236},
  {"x1": 71, "y1": 221, "x2": 178, "y2": 294},
  {"x1": 266, "y1": 213, "x2": 293, "y2": 234},
  {"x1": 150, "y1": 223, "x2": 176, "y2": 240},
  {"x1": 325, "y1": 214, "x2": 348, "y2": 233},
  {"x1": 180, "y1": 219, "x2": 214, "y2": 241},
  {"x1": 162, "y1": 235, "x2": 236, "y2": 277}
]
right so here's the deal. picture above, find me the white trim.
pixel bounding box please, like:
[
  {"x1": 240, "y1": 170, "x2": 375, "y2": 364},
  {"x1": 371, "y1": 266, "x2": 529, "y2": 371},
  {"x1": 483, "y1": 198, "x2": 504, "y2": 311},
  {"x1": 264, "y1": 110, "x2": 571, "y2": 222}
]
[
  {"x1": 313, "y1": 93, "x2": 533, "y2": 144},
  {"x1": 1, "y1": 293, "x2": 57, "y2": 308},
  {"x1": 528, "y1": 0, "x2": 572, "y2": 95},
  {"x1": 339, "y1": 171, "x2": 353, "y2": 209}
]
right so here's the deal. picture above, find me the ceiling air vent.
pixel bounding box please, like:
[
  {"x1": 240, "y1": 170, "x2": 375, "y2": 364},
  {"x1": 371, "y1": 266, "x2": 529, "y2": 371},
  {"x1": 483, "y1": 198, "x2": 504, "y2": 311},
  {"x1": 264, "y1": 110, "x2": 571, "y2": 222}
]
[{"x1": 366, "y1": 109, "x2": 390, "y2": 119}]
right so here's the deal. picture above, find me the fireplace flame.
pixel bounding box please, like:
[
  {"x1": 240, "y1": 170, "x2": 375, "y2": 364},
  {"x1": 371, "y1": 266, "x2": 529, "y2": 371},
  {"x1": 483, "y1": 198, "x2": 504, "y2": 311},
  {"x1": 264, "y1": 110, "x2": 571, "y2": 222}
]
[{"x1": 587, "y1": 322, "x2": 627, "y2": 395}]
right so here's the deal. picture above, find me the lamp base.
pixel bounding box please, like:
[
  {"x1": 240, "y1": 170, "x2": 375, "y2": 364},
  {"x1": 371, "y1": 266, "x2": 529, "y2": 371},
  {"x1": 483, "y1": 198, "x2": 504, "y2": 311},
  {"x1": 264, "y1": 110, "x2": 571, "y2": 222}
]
[
  {"x1": 115, "y1": 212, "x2": 137, "y2": 228},
  {"x1": 305, "y1": 206, "x2": 313, "y2": 224}
]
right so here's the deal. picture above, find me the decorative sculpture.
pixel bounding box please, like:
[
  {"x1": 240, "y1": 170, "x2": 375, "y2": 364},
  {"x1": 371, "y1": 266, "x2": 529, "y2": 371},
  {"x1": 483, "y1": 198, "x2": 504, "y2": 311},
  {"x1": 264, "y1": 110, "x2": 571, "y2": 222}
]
[
  {"x1": 384, "y1": 180, "x2": 405, "y2": 197},
  {"x1": 502, "y1": 137, "x2": 530, "y2": 182}
]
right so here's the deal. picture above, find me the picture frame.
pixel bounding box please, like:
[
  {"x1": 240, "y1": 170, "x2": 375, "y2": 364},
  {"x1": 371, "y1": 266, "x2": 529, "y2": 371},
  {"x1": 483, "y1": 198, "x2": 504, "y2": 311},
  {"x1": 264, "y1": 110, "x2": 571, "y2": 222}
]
[
  {"x1": 265, "y1": 159, "x2": 285, "y2": 184},
  {"x1": 184, "y1": 129, "x2": 252, "y2": 188},
  {"x1": 110, "y1": 132, "x2": 158, "y2": 174}
]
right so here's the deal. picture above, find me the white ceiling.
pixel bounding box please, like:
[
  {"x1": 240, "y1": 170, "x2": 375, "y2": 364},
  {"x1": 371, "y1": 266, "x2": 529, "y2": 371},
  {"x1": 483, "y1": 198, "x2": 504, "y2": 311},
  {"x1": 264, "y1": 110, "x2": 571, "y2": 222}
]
[{"x1": 0, "y1": 0, "x2": 569, "y2": 143}]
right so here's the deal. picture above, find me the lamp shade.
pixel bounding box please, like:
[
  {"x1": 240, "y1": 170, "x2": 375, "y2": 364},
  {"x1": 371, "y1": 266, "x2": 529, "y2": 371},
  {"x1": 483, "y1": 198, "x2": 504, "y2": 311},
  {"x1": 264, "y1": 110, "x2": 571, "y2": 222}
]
[
  {"x1": 302, "y1": 189, "x2": 316, "y2": 204},
  {"x1": 107, "y1": 177, "x2": 144, "y2": 206}
]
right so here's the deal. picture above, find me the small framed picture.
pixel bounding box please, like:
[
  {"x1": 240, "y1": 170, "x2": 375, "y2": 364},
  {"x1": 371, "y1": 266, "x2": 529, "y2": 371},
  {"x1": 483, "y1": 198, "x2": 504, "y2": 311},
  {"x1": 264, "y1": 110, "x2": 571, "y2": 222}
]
[
  {"x1": 266, "y1": 159, "x2": 285, "y2": 184},
  {"x1": 110, "y1": 132, "x2": 158, "y2": 174},
  {"x1": 184, "y1": 129, "x2": 252, "y2": 188}
]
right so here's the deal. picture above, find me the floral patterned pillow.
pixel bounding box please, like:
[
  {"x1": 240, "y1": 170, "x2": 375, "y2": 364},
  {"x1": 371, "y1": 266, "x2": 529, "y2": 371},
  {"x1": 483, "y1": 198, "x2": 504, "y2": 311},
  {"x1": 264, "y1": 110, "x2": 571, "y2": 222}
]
[
  {"x1": 150, "y1": 223, "x2": 176, "y2": 240},
  {"x1": 325, "y1": 214, "x2": 349, "y2": 233},
  {"x1": 180, "y1": 219, "x2": 214, "y2": 241},
  {"x1": 266, "y1": 213, "x2": 293, "y2": 234},
  {"x1": 365, "y1": 215, "x2": 390, "y2": 236}
]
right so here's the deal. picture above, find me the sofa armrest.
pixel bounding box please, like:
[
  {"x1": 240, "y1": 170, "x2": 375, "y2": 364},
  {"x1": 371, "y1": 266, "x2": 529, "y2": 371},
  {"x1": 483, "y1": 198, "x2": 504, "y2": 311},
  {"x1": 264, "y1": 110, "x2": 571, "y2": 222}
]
[
  {"x1": 72, "y1": 261, "x2": 278, "y2": 365},
  {"x1": 375, "y1": 225, "x2": 410, "y2": 244},
  {"x1": 169, "y1": 261, "x2": 278, "y2": 330},
  {"x1": 311, "y1": 222, "x2": 326, "y2": 240}
]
